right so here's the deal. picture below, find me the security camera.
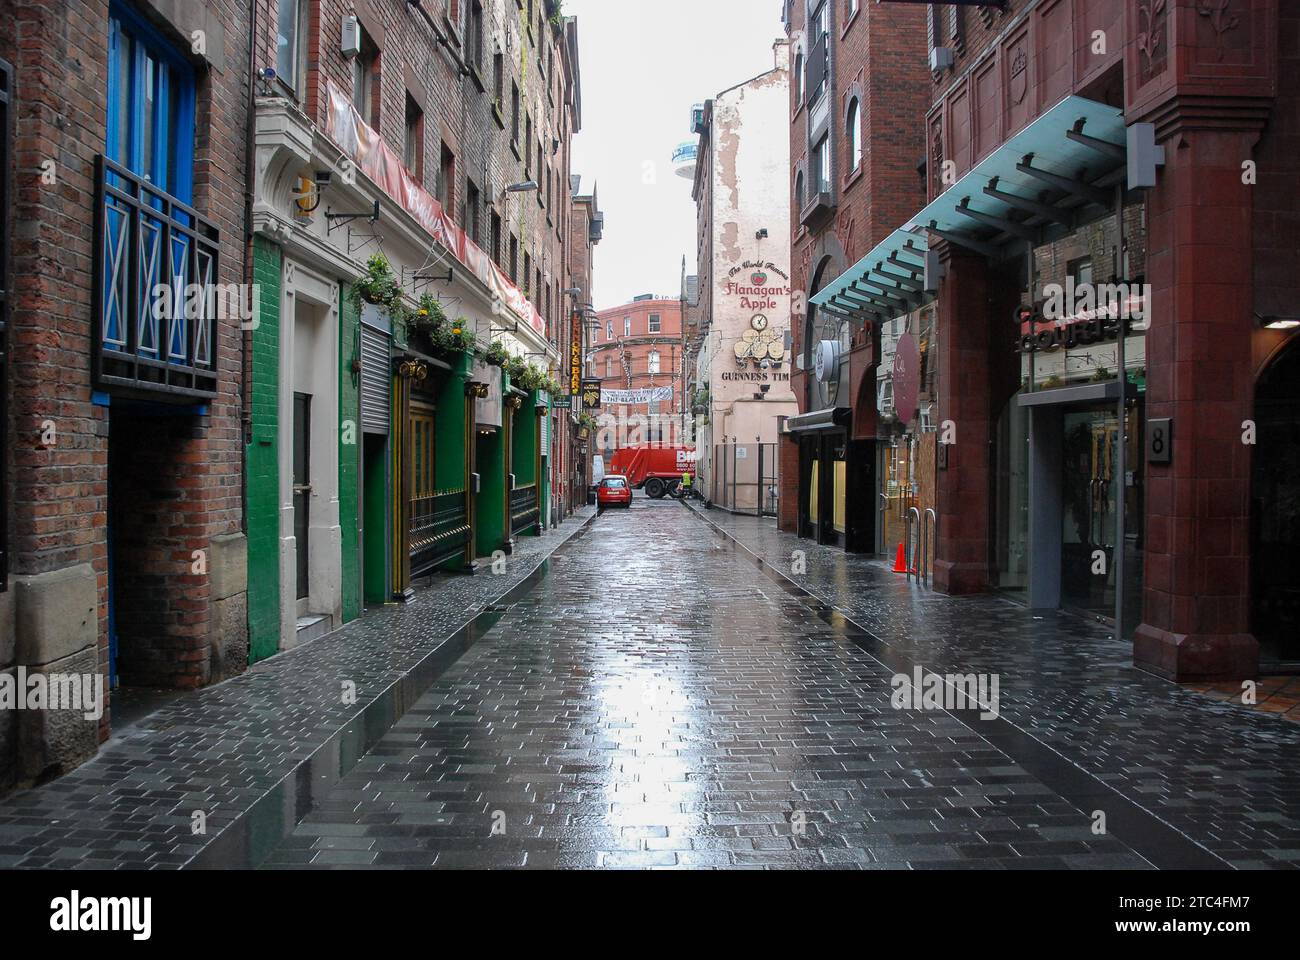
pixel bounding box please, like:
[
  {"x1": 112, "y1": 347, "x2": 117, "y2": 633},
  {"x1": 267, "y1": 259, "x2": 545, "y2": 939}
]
[
  {"x1": 760, "y1": 359, "x2": 771, "y2": 370},
  {"x1": 314, "y1": 170, "x2": 332, "y2": 189},
  {"x1": 760, "y1": 383, "x2": 771, "y2": 394}
]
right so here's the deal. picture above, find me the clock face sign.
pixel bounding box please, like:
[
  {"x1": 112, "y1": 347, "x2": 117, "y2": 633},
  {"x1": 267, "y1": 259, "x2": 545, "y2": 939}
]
[
  {"x1": 812, "y1": 311, "x2": 847, "y2": 409},
  {"x1": 751, "y1": 314, "x2": 769, "y2": 332}
]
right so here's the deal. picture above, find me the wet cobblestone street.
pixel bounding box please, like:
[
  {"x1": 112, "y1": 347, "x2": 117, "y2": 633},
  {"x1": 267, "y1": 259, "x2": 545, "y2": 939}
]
[{"x1": 262, "y1": 497, "x2": 1236, "y2": 870}]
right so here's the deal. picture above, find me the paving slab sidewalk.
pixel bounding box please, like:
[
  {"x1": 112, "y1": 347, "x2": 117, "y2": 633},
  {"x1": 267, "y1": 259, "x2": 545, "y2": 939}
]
[{"x1": 685, "y1": 502, "x2": 1300, "y2": 870}]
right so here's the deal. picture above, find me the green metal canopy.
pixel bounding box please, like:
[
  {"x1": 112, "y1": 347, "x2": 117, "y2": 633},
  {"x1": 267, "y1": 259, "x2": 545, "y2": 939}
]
[
  {"x1": 810, "y1": 229, "x2": 931, "y2": 326},
  {"x1": 811, "y1": 95, "x2": 1128, "y2": 323}
]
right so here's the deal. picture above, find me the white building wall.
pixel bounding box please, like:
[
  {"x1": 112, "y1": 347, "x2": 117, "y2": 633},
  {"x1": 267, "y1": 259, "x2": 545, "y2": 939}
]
[{"x1": 704, "y1": 42, "x2": 798, "y2": 460}]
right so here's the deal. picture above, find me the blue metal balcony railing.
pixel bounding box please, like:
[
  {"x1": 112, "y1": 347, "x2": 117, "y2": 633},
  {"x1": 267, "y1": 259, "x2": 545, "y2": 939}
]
[{"x1": 94, "y1": 155, "x2": 220, "y2": 401}]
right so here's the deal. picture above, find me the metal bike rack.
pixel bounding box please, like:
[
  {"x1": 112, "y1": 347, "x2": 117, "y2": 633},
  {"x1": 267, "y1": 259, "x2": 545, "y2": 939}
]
[
  {"x1": 905, "y1": 506, "x2": 939, "y2": 588},
  {"x1": 923, "y1": 508, "x2": 937, "y2": 589},
  {"x1": 905, "y1": 507, "x2": 921, "y2": 583}
]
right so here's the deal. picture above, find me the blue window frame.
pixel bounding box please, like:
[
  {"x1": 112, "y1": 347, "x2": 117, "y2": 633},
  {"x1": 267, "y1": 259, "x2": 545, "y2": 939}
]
[
  {"x1": 102, "y1": 3, "x2": 201, "y2": 367},
  {"x1": 106, "y1": 2, "x2": 195, "y2": 204}
]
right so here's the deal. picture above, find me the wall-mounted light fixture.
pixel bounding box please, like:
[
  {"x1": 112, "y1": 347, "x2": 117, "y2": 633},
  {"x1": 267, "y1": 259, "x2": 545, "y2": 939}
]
[{"x1": 1257, "y1": 313, "x2": 1300, "y2": 330}]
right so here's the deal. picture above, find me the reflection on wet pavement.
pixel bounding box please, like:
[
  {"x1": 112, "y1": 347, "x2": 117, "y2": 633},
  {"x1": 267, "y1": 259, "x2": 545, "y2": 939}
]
[{"x1": 263, "y1": 499, "x2": 1159, "y2": 870}]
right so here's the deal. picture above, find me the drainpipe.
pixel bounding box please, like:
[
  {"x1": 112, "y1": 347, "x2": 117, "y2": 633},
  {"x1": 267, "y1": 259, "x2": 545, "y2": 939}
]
[{"x1": 240, "y1": 0, "x2": 258, "y2": 534}]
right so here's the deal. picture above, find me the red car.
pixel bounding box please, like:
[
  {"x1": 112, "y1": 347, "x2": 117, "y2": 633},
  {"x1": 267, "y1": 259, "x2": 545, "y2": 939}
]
[{"x1": 596, "y1": 475, "x2": 633, "y2": 509}]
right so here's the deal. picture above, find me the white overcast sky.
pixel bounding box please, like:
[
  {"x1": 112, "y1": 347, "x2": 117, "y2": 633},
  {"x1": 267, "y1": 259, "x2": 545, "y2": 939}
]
[{"x1": 566, "y1": 0, "x2": 788, "y2": 310}]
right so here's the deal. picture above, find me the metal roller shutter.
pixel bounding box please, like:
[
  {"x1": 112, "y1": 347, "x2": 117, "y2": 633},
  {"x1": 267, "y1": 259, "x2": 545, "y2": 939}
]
[{"x1": 360, "y1": 323, "x2": 390, "y2": 434}]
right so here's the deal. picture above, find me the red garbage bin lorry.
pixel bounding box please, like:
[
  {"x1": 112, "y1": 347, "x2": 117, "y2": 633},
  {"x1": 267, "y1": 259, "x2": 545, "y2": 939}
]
[{"x1": 608, "y1": 446, "x2": 697, "y2": 499}]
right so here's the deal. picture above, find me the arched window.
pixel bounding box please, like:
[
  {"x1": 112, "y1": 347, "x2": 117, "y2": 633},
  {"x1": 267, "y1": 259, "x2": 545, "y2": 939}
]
[
  {"x1": 795, "y1": 170, "x2": 805, "y2": 215},
  {"x1": 846, "y1": 98, "x2": 862, "y2": 172},
  {"x1": 793, "y1": 52, "x2": 804, "y2": 104}
]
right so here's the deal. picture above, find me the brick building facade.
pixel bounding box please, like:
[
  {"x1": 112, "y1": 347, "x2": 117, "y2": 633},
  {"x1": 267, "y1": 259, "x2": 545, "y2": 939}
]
[
  {"x1": 800, "y1": 0, "x2": 1300, "y2": 681},
  {"x1": 245, "y1": 0, "x2": 584, "y2": 654},
  {"x1": 781, "y1": 0, "x2": 929, "y2": 547},
  {"x1": 1, "y1": 0, "x2": 251, "y2": 791},
  {"x1": 565, "y1": 177, "x2": 602, "y2": 510},
  {"x1": 591, "y1": 296, "x2": 684, "y2": 453}
]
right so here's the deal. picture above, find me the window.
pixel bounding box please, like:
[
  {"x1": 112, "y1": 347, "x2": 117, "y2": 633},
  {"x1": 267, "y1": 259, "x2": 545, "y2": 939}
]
[
  {"x1": 525, "y1": 115, "x2": 533, "y2": 176},
  {"x1": 465, "y1": 179, "x2": 481, "y2": 246},
  {"x1": 846, "y1": 98, "x2": 861, "y2": 173},
  {"x1": 275, "y1": 0, "x2": 308, "y2": 95},
  {"x1": 524, "y1": 252, "x2": 532, "y2": 295},
  {"x1": 814, "y1": 135, "x2": 830, "y2": 192},
  {"x1": 648, "y1": 350, "x2": 661, "y2": 375},
  {"x1": 648, "y1": 313, "x2": 661, "y2": 333},
  {"x1": 404, "y1": 93, "x2": 424, "y2": 179},
  {"x1": 102, "y1": 6, "x2": 217, "y2": 398},
  {"x1": 511, "y1": 82, "x2": 520, "y2": 145},
  {"x1": 107, "y1": 10, "x2": 196, "y2": 200},
  {"x1": 490, "y1": 210, "x2": 502, "y2": 265},
  {"x1": 605, "y1": 356, "x2": 612, "y2": 377},
  {"x1": 793, "y1": 52, "x2": 803, "y2": 105},
  {"x1": 438, "y1": 143, "x2": 455, "y2": 212},
  {"x1": 795, "y1": 169, "x2": 806, "y2": 213},
  {"x1": 468, "y1": 1, "x2": 484, "y2": 71},
  {"x1": 493, "y1": 53, "x2": 504, "y2": 108},
  {"x1": 606, "y1": 319, "x2": 613, "y2": 340},
  {"x1": 808, "y1": 1, "x2": 829, "y2": 103},
  {"x1": 353, "y1": 29, "x2": 379, "y2": 127},
  {"x1": 624, "y1": 316, "x2": 631, "y2": 337},
  {"x1": 509, "y1": 234, "x2": 518, "y2": 283}
]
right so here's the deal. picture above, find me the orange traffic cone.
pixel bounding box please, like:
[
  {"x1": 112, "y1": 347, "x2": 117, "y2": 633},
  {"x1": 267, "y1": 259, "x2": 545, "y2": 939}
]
[{"x1": 892, "y1": 543, "x2": 908, "y2": 574}]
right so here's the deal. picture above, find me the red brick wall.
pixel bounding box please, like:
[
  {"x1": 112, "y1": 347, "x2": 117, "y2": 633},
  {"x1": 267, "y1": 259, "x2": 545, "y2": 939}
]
[
  {"x1": 270, "y1": 0, "x2": 578, "y2": 345},
  {"x1": 592, "y1": 299, "x2": 685, "y2": 425},
  {"x1": 4, "y1": 0, "x2": 249, "y2": 708}
]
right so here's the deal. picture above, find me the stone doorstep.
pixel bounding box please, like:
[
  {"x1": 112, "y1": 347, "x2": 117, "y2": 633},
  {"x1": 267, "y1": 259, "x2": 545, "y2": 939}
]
[{"x1": 0, "y1": 507, "x2": 596, "y2": 869}]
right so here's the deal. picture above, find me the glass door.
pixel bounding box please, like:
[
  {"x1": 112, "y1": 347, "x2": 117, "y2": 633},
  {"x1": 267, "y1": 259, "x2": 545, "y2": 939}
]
[{"x1": 1061, "y1": 401, "x2": 1145, "y2": 630}]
